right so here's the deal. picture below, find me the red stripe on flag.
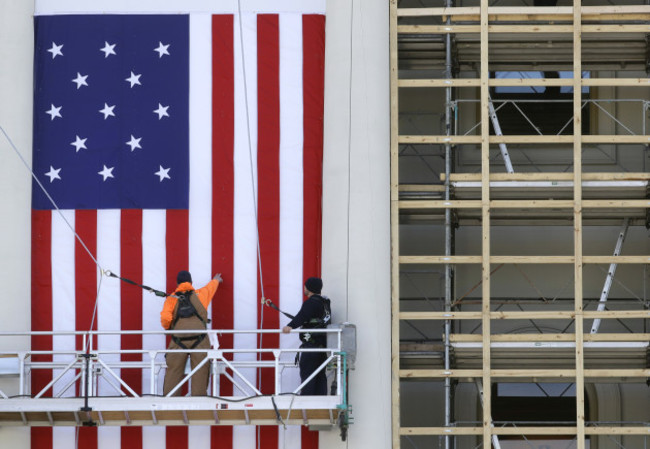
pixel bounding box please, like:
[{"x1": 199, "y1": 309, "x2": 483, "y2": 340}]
[
  {"x1": 75, "y1": 210, "x2": 98, "y2": 339},
  {"x1": 211, "y1": 14, "x2": 235, "y2": 447},
  {"x1": 31, "y1": 209, "x2": 53, "y2": 448},
  {"x1": 302, "y1": 14, "x2": 325, "y2": 279},
  {"x1": 74, "y1": 209, "x2": 98, "y2": 449},
  {"x1": 121, "y1": 209, "x2": 143, "y2": 447},
  {"x1": 257, "y1": 13, "x2": 281, "y2": 449},
  {"x1": 301, "y1": 14, "x2": 326, "y2": 449},
  {"x1": 165, "y1": 209, "x2": 189, "y2": 449}
]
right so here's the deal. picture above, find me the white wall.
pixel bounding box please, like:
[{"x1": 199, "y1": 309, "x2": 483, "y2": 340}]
[
  {"x1": 0, "y1": 0, "x2": 391, "y2": 447},
  {"x1": 321, "y1": 0, "x2": 391, "y2": 448},
  {"x1": 0, "y1": 0, "x2": 34, "y2": 446},
  {"x1": 0, "y1": 0, "x2": 33, "y2": 338}
]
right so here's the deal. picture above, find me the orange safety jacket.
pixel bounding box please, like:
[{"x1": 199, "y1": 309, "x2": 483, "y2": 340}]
[{"x1": 160, "y1": 279, "x2": 220, "y2": 330}]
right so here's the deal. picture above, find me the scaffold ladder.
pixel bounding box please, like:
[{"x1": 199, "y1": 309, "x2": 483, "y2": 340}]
[{"x1": 488, "y1": 97, "x2": 515, "y2": 174}]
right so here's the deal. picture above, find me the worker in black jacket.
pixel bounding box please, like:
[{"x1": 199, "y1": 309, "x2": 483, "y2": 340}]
[{"x1": 282, "y1": 277, "x2": 331, "y2": 395}]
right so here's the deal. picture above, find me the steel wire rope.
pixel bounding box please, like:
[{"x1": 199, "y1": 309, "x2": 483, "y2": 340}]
[
  {"x1": 234, "y1": 1, "x2": 273, "y2": 444},
  {"x1": 0, "y1": 125, "x2": 102, "y2": 273},
  {"x1": 1, "y1": 124, "x2": 103, "y2": 352}
]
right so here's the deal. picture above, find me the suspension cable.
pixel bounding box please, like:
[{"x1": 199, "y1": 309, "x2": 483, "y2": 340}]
[
  {"x1": 235, "y1": 6, "x2": 271, "y2": 442},
  {"x1": 1, "y1": 124, "x2": 105, "y2": 345},
  {"x1": 235, "y1": 0, "x2": 267, "y2": 303},
  {"x1": 0, "y1": 125, "x2": 102, "y2": 271}
]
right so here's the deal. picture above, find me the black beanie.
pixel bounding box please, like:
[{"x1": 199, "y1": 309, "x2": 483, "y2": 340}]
[
  {"x1": 304, "y1": 277, "x2": 323, "y2": 294},
  {"x1": 177, "y1": 270, "x2": 192, "y2": 284}
]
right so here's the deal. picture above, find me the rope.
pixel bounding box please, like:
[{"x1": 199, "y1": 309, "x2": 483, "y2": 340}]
[
  {"x1": 234, "y1": 0, "x2": 266, "y2": 302},
  {"x1": 0, "y1": 125, "x2": 102, "y2": 271},
  {"x1": 234, "y1": 4, "x2": 271, "y2": 446},
  {"x1": 84, "y1": 271, "x2": 104, "y2": 353},
  {"x1": 1, "y1": 124, "x2": 106, "y2": 344}
]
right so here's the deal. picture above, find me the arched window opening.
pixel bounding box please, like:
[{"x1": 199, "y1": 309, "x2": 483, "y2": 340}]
[{"x1": 492, "y1": 382, "x2": 590, "y2": 449}]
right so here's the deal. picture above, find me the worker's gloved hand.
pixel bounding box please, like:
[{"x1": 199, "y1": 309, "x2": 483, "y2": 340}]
[{"x1": 213, "y1": 273, "x2": 223, "y2": 283}]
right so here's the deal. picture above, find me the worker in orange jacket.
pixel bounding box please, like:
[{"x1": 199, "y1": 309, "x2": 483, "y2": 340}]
[{"x1": 161, "y1": 270, "x2": 222, "y2": 396}]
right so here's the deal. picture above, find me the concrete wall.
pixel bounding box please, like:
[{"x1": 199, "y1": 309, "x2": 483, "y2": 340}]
[
  {"x1": 0, "y1": 0, "x2": 34, "y2": 446},
  {"x1": 321, "y1": 0, "x2": 391, "y2": 447}
]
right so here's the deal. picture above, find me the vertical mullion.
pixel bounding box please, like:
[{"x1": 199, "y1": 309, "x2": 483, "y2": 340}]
[
  {"x1": 480, "y1": 1, "x2": 491, "y2": 448},
  {"x1": 573, "y1": 2, "x2": 586, "y2": 449},
  {"x1": 390, "y1": 0, "x2": 401, "y2": 448}
]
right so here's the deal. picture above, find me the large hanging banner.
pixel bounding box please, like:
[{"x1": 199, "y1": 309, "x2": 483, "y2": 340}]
[{"x1": 32, "y1": 2, "x2": 325, "y2": 448}]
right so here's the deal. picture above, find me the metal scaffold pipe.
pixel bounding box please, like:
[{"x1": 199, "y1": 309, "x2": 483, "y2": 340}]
[{"x1": 444, "y1": 1, "x2": 455, "y2": 448}]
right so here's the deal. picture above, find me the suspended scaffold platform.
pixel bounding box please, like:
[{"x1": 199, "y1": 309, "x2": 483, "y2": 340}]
[{"x1": 0, "y1": 326, "x2": 356, "y2": 436}]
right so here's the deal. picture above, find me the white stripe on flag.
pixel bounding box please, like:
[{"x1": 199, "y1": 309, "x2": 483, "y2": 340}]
[
  {"x1": 97, "y1": 209, "x2": 121, "y2": 378},
  {"x1": 233, "y1": 11, "x2": 259, "y2": 359},
  {"x1": 51, "y1": 210, "x2": 76, "y2": 447},
  {"x1": 188, "y1": 14, "x2": 214, "y2": 447},
  {"x1": 142, "y1": 209, "x2": 166, "y2": 449},
  {"x1": 97, "y1": 210, "x2": 121, "y2": 449},
  {"x1": 189, "y1": 12, "x2": 213, "y2": 292},
  {"x1": 98, "y1": 425, "x2": 120, "y2": 449},
  {"x1": 233, "y1": 11, "x2": 259, "y2": 449},
  {"x1": 279, "y1": 13, "x2": 304, "y2": 447},
  {"x1": 51, "y1": 210, "x2": 76, "y2": 393}
]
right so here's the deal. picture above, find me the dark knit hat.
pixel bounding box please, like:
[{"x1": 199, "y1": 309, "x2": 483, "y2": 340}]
[
  {"x1": 177, "y1": 270, "x2": 192, "y2": 284},
  {"x1": 304, "y1": 277, "x2": 323, "y2": 294}
]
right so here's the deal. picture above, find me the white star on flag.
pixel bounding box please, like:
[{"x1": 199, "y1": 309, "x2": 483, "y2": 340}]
[
  {"x1": 153, "y1": 103, "x2": 170, "y2": 119},
  {"x1": 125, "y1": 135, "x2": 142, "y2": 152},
  {"x1": 70, "y1": 135, "x2": 87, "y2": 152},
  {"x1": 46, "y1": 104, "x2": 62, "y2": 120},
  {"x1": 154, "y1": 41, "x2": 170, "y2": 58},
  {"x1": 154, "y1": 165, "x2": 171, "y2": 181},
  {"x1": 45, "y1": 166, "x2": 61, "y2": 182},
  {"x1": 72, "y1": 72, "x2": 88, "y2": 89},
  {"x1": 47, "y1": 42, "x2": 63, "y2": 59},
  {"x1": 98, "y1": 165, "x2": 115, "y2": 181},
  {"x1": 100, "y1": 41, "x2": 116, "y2": 58},
  {"x1": 125, "y1": 71, "x2": 142, "y2": 88},
  {"x1": 99, "y1": 103, "x2": 116, "y2": 119}
]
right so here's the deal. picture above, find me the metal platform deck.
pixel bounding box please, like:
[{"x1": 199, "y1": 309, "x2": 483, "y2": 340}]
[
  {"x1": 0, "y1": 328, "x2": 354, "y2": 430},
  {"x1": 0, "y1": 396, "x2": 341, "y2": 427}
]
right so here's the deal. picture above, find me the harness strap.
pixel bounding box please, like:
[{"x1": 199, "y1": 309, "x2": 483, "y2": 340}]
[
  {"x1": 170, "y1": 291, "x2": 208, "y2": 330},
  {"x1": 171, "y1": 333, "x2": 206, "y2": 350},
  {"x1": 105, "y1": 270, "x2": 170, "y2": 298},
  {"x1": 263, "y1": 298, "x2": 295, "y2": 320}
]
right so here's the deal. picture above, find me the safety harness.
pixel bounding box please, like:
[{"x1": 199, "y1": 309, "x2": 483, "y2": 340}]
[
  {"x1": 264, "y1": 295, "x2": 331, "y2": 342},
  {"x1": 170, "y1": 290, "x2": 208, "y2": 350},
  {"x1": 300, "y1": 295, "x2": 331, "y2": 345}
]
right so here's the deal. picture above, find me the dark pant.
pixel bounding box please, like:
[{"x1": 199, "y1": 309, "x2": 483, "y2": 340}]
[{"x1": 299, "y1": 349, "x2": 327, "y2": 395}]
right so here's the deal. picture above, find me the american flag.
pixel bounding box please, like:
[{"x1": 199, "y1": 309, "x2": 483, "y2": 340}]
[{"x1": 32, "y1": 10, "x2": 324, "y2": 449}]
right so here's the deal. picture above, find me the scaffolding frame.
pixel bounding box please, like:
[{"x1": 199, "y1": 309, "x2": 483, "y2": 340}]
[{"x1": 391, "y1": 2, "x2": 650, "y2": 449}]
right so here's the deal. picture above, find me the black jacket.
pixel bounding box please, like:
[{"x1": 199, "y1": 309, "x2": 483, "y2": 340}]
[{"x1": 287, "y1": 294, "x2": 329, "y2": 346}]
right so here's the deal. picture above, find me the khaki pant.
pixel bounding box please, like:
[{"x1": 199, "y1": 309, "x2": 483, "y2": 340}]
[{"x1": 163, "y1": 335, "x2": 211, "y2": 396}]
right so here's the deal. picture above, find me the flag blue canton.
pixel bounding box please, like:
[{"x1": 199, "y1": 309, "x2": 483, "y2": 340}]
[{"x1": 32, "y1": 15, "x2": 190, "y2": 210}]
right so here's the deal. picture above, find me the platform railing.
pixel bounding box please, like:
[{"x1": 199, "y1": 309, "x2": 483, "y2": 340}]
[{"x1": 0, "y1": 328, "x2": 344, "y2": 402}]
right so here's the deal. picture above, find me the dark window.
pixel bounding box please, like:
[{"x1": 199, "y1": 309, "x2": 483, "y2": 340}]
[
  {"x1": 492, "y1": 383, "x2": 589, "y2": 448},
  {"x1": 490, "y1": 71, "x2": 590, "y2": 136}
]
